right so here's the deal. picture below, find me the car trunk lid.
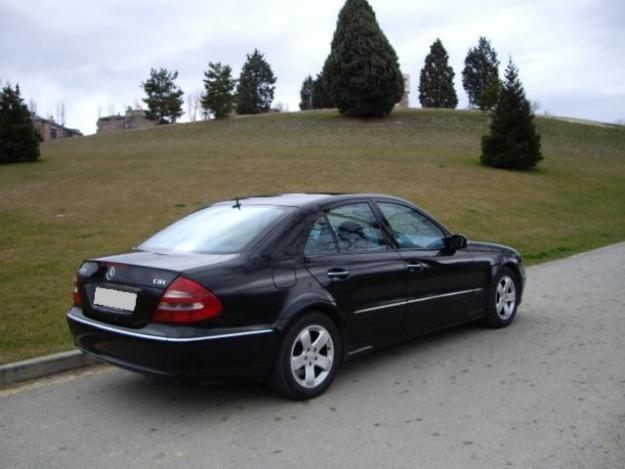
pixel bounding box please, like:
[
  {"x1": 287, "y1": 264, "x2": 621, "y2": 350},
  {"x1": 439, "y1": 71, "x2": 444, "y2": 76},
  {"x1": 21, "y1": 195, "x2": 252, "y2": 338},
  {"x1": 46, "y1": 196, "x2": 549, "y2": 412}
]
[{"x1": 77, "y1": 251, "x2": 237, "y2": 328}]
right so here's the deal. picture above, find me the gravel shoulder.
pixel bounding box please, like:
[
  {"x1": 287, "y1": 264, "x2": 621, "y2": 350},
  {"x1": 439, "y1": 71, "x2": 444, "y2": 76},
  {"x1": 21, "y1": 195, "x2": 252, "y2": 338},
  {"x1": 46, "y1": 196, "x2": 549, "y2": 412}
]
[{"x1": 1, "y1": 242, "x2": 624, "y2": 469}]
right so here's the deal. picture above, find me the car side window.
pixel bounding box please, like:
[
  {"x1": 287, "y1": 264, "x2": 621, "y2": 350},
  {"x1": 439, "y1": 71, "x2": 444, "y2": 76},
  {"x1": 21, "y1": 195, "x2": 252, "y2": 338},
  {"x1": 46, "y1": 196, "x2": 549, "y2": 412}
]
[
  {"x1": 304, "y1": 215, "x2": 338, "y2": 256},
  {"x1": 377, "y1": 202, "x2": 445, "y2": 249},
  {"x1": 326, "y1": 203, "x2": 388, "y2": 253}
]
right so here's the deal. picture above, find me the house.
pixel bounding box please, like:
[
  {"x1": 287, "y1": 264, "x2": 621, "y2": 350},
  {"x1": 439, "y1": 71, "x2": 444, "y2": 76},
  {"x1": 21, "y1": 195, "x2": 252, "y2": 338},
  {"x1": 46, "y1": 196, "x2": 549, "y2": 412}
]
[
  {"x1": 31, "y1": 114, "x2": 83, "y2": 142},
  {"x1": 97, "y1": 109, "x2": 156, "y2": 134}
]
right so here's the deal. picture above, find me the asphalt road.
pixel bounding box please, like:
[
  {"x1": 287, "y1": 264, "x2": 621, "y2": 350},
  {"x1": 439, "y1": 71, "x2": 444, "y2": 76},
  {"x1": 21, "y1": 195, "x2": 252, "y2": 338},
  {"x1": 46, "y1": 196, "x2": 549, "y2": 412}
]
[{"x1": 2, "y1": 243, "x2": 625, "y2": 469}]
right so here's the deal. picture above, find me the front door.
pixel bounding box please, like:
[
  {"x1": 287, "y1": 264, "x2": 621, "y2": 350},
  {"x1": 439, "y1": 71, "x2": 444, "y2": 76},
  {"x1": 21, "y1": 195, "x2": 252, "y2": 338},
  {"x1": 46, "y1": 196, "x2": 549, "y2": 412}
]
[{"x1": 375, "y1": 201, "x2": 484, "y2": 334}]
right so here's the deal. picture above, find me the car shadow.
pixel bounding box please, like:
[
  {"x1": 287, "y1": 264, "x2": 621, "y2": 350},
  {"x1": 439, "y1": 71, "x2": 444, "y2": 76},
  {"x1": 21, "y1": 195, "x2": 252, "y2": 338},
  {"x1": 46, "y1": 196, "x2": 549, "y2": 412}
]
[{"x1": 96, "y1": 312, "x2": 534, "y2": 413}]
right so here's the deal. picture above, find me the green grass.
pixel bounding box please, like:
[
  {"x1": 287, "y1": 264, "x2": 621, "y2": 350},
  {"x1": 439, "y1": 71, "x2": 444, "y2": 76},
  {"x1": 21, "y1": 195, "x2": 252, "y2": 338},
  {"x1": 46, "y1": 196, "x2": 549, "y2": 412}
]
[{"x1": 1, "y1": 108, "x2": 624, "y2": 363}]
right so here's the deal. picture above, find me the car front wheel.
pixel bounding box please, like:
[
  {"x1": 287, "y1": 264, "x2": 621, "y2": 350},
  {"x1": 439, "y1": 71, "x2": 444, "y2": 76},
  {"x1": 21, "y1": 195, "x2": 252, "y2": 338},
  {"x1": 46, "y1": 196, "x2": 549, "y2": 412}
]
[
  {"x1": 270, "y1": 312, "x2": 342, "y2": 400},
  {"x1": 480, "y1": 268, "x2": 520, "y2": 328}
]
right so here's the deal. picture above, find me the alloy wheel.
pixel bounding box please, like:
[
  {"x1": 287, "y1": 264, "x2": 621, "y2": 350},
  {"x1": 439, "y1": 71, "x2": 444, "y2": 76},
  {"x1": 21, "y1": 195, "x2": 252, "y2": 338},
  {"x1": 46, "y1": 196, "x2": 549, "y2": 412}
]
[
  {"x1": 290, "y1": 324, "x2": 335, "y2": 389},
  {"x1": 495, "y1": 275, "x2": 517, "y2": 320}
]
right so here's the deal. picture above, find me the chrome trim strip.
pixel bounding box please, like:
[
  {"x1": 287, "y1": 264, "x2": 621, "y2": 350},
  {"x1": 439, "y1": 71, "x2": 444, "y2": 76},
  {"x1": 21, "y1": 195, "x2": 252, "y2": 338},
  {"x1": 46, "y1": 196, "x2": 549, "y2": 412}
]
[
  {"x1": 353, "y1": 300, "x2": 406, "y2": 315},
  {"x1": 67, "y1": 312, "x2": 274, "y2": 343},
  {"x1": 353, "y1": 288, "x2": 483, "y2": 315},
  {"x1": 348, "y1": 345, "x2": 373, "y2": 356},
  {"x1": 405, "y1": 288, "x2": 483, "y2": 305}
]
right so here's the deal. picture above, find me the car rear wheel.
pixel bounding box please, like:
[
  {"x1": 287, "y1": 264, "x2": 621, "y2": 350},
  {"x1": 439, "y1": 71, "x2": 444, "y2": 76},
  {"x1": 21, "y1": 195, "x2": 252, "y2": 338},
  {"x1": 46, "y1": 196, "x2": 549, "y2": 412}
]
[
  {"x1": 480, "y1": 268, "x2": 520, "y2": 328},
  {"x1": 270, "y1": 312, "x2": 342, "y2": 400}
]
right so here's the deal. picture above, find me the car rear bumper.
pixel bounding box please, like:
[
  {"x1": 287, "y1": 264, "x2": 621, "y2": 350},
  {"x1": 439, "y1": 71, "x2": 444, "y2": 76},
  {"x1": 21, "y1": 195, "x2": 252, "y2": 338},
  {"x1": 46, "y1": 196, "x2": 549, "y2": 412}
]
[{"x1": 66, "y1": 308, "x2": 279, "y2": 381}]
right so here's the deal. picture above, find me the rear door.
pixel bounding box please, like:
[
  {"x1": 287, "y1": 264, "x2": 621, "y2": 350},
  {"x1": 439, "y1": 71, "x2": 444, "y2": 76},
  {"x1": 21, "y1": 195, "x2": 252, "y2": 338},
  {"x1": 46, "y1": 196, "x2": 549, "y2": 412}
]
[
  {"x1": 374, "y1": 201, "x2": 485, "y2": 334},
  {"x1": 303, "y1": 202, "x2": 407, "y2": 349}
]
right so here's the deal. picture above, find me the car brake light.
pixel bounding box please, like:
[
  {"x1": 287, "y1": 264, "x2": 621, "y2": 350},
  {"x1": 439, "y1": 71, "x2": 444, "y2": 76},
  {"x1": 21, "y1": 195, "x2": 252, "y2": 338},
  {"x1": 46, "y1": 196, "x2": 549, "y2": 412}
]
[
  {"x1": 73, "y1": 276, "x2": 82, "y2": 307},
  {"x1": 153, "y1": 277, "x2": 223, "y2": 324}
]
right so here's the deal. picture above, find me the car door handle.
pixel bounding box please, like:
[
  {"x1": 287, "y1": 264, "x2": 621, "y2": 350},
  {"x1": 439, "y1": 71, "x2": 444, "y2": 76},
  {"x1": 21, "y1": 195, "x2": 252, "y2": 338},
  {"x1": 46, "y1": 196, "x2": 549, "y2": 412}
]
[
  {"x1": 327, "y1": 268, "x2": 350, "y2": 280},
  {"x1": 405, "y1": 261, "x2": 428, "y2": 272}
]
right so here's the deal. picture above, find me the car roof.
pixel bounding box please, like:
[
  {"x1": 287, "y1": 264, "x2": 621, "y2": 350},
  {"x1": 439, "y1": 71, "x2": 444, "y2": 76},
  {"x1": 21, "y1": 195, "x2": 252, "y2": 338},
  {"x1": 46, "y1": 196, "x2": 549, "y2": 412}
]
[{"x1": 215, "y1": 193, "x2": 410, "y2": 209}]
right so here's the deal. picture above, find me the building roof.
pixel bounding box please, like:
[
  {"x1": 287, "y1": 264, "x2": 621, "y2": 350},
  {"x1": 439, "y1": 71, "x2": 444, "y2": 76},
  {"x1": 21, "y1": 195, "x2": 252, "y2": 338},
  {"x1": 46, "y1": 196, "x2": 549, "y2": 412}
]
[{"x1": 30, "y1": 113, "x2": 83, "y2": 136}]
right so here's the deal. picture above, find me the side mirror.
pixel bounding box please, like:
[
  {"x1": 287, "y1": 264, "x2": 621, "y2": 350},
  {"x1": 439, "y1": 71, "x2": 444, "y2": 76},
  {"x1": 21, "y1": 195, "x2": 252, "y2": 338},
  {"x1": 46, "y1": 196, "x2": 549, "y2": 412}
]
[{"x1": 445, "y1": 234, "x2": 468, "y2": 251}]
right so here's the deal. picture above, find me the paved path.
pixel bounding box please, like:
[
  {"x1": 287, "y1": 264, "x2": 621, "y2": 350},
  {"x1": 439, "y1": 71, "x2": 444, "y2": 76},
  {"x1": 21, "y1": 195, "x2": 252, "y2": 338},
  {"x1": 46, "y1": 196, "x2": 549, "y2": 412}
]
[{"x1": 2, "y1": 243, "x2": 625, "y2": 469}]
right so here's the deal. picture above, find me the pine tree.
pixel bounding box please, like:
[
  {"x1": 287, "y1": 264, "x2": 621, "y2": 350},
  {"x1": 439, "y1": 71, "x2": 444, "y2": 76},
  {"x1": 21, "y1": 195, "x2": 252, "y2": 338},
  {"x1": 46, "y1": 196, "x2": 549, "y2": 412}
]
[
  {"x1": 418, "y1": 39, "x2": 458, "y2": 108},
  {"x1": 236, "y1": 49, "x2": 277, "y2": 115},
  {"x1": 299, "y1": 75, "x2": 314, "y2": 110},
  {"x1": 312, "y1": 57, "x2": 335, "y2": 109},
  {"x1": 481, "y1": 60, "x2": 543, "y2": 170},
  {"x1": 141, "y1": 68, "x2": 184, "y2": 124},
  {"x1": 328, "y1": 0, "x2": 404, "y2": 117},
  {"x1": 0, "y1": 83, "x2": 42, "y2": 164},
  {"x1": 201, "y1": 62, "x2": 237, "y2": 119},
  {"x1": 462, "y1": 37, "x2": 500, "y2": 110},
  {"x1": 480, "y1": 76, "x2": 503, "y2": 111},
  {"x1": 310, "y1": 74, "x2": 327, "y2": 109}
]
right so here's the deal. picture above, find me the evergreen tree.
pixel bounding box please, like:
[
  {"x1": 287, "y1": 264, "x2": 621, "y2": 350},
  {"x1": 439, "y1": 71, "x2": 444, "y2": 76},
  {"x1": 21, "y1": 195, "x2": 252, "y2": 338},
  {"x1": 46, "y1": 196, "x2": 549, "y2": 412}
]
[
  {"x1": 312, "y1": 58, "x2": 335, "y2": 109},
  {"x1": 299, "y1": 75, "x2": 314, "y2": 110},
  {"x1": 311, "y1": 75, "x2": 329, "y2": 109},
  {"x1": 0, "y1": 83, "x2": 42, "y2": 164},
  {"x1": 201, "y1": 62, "x2": 237, "y2": 119},
  {"x1": 236, "y1": 49, "x2": 276, "y2": 114},
  {"x1": 418, "y1": 39, "x2": 458, "y2": 108},
  {"x1": 481, "y1": 60, "x2": 543, "y2": 170},
  {"x1": 480, "y1": 75, "x2": 503, "y2": 111},
  {"x1": 141, "y1": 68, "x2": 184, "y2": 124},
  {"x1": 311, "y1": 76, "x2": 327, "y2": 109},
  {"x1": 328, "y1": 0, "x2": 404, "y2": 117},
  {"x1": 462, "y1": 37, "x2": 500, "y2": 110}
]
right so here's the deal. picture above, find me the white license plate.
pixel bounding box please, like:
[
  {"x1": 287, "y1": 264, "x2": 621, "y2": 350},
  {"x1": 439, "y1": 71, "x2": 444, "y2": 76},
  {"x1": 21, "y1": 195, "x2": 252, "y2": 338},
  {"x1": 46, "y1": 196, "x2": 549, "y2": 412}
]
[{"x1": 94, "y1": 287, "x2": 137, "y2": 312}]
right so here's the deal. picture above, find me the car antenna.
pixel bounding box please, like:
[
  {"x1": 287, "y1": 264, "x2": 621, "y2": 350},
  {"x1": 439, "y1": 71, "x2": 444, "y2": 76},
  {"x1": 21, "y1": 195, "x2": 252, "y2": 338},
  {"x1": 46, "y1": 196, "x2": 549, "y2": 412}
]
[{"x1": 233, "y1": 196, "x2": 242, "y2": 210}]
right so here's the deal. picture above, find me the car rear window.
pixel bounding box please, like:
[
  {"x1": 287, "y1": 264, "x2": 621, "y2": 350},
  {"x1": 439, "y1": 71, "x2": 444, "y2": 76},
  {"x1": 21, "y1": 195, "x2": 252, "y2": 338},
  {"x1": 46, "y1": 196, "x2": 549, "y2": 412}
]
[{"x1": 138, "y1": 204, "x2": 292, "y2": 254}]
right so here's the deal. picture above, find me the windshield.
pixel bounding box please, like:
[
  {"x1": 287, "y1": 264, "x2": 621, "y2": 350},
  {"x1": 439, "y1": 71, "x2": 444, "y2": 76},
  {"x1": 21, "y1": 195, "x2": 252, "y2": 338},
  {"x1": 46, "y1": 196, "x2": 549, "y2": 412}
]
[{"x1": 138, "y1": 204, "x2": 292, "y2": 254}]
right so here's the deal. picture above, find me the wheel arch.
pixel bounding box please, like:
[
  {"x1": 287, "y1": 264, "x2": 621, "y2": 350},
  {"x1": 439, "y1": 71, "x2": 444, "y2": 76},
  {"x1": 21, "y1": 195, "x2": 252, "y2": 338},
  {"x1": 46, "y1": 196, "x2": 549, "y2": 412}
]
[
  {"x1": 499, "y1": 261, "x2": 524, "y2": 295},
  {"x1": 276, "y1": 300, "x2": 349, "y2": 362}
]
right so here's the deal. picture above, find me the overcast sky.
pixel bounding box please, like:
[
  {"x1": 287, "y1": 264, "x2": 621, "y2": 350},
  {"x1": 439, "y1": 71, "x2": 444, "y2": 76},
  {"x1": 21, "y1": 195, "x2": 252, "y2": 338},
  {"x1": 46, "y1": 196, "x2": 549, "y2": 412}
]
[{"x1": 1, "y1": 0, "x2": 623, "y2": 134}]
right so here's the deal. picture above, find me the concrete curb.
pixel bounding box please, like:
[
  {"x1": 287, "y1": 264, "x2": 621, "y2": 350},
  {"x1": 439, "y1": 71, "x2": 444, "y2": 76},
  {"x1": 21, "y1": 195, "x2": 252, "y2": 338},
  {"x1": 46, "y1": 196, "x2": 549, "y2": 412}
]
[{"x1": 0, "y1": 350, "x2": 98, "y2": 386}]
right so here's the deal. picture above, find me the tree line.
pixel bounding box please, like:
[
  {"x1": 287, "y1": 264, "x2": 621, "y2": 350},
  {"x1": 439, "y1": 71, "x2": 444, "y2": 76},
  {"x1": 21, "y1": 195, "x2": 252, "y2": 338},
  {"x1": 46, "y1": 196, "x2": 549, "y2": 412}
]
[
  {"x1": 297, "y1": 0, "x2": 542, "y2": 169},
  {"x1": 140, "y1": 48, "x2": 276, "y2": 124},
  {"x1": 2, "y1": 0, "x2": 542, "y2": 169}
]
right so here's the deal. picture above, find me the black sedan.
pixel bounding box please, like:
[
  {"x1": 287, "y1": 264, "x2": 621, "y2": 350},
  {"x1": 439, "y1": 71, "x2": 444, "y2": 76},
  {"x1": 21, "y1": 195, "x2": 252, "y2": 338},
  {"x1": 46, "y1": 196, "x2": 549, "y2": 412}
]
[{"x1": 67, "y1": 193, "x2": 525, "y2": 399}]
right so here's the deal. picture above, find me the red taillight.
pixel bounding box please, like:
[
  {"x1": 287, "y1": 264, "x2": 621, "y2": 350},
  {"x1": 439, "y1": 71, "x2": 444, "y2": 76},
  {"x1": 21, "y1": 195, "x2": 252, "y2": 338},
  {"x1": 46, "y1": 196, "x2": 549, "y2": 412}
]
[
  {"x1": 153, "y1": 277, "x2": 223, "y2": 324},
  {"x1": 73, "y1": 276, "x2": 82, "y2": 307}
]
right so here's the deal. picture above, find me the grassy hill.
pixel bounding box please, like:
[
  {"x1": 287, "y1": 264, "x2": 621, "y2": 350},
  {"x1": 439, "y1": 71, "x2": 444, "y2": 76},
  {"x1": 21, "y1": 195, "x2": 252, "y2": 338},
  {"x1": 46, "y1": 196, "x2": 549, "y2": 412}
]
[{"x1": 1, "y1": 108, "x2": 624, "y2": 363}]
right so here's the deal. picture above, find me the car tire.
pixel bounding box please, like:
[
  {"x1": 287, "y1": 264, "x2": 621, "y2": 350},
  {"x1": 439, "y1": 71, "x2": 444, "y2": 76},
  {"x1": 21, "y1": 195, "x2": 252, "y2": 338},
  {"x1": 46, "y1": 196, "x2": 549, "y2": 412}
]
[
  {"x1": 480, "y1": 267, "x2": 520, "y2": 328},
  {"x1": 270, "y1": 312, "x2": 342, "y2": 400}
]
